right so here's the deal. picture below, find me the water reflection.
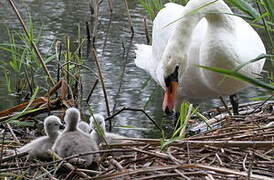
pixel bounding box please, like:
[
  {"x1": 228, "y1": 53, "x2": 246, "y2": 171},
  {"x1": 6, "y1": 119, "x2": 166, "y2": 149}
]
[{"x1": 0, "y1": 0, "x2": 270, "y2": 138}]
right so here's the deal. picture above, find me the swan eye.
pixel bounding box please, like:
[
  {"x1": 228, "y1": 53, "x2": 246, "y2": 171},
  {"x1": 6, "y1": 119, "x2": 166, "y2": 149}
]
[{"x1": 164, "y1": 66, "x2": 179, "y2": 88}]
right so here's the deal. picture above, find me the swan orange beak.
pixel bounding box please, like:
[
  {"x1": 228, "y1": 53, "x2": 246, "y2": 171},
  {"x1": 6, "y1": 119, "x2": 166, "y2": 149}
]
[{"x1": 163, "y1": 81, "x2": 178, "y2": 114}]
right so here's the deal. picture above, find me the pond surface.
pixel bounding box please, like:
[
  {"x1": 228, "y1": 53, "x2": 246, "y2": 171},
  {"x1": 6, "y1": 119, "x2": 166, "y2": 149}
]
[{"x1": 0, "y1": 0, "x2": 270, "y2": 138}]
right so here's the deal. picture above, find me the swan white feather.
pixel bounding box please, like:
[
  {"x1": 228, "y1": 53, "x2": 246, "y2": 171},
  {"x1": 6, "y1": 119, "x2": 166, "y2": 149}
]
[{"x1": 135, "y1": 0, "x2": 266, "y2": 111}]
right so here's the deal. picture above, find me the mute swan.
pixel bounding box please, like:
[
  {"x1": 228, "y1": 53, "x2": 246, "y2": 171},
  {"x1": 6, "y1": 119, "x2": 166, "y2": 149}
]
[
  {"x1": 89, "y1": 114, "x2": 129, "y2": 145},
  {"x1": 78, "y1": 121, "x2": 91, "y2": 133},
  {"x1": 52, "y1": 108, "x2": 99, "y2": 166},
  {"x1": 135, "y1": 0, "x2": 266, "y2": 113},
  {"x1": 18, "y1": 115, "x2": 62, "y2": 160}
]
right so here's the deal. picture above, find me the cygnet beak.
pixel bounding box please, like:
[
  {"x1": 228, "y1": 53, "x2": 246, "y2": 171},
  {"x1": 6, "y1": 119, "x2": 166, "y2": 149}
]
[{"x1": 59, "y1": 123, "x2": 65, "y2": 129}]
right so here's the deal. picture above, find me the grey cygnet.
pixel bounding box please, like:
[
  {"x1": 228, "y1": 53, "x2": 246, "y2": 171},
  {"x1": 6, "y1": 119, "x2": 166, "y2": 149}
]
[
  {"x1": 52, "y1": 108, "x2": 99, "y2": 166},
  {"x1": 90, "y1": 114, "x2": 129, "y2": 145},
  {"x1": 18, "y1": 115, "x2": 62, "y2": 160},
  {"x1": 78, "y1": 121, "x2": 91, "y2": 133}
]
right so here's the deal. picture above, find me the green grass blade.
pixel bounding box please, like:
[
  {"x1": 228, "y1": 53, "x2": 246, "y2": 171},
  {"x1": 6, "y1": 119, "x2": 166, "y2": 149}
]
[
  {"x1": 226, "y1": 0, "x2": 260, "y2": 19},
  {"x1": 198, "y1": 65, "x2": 274, "y2": 92},
  {"x1": 234, "y1": 54, "x2": 271, "y2": 72},
  {"x1": 6, "y1": 87, "x2": 40, "y2": 122},
  {"x1": 262, "y1": 0, "x2": 274, "y2": 23}
]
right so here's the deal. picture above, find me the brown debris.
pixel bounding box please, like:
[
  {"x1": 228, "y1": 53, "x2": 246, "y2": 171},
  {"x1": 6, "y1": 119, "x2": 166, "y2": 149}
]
[
  {"x1": 0, "y1": 79, "x2": 74, "y2": 122},
  {"x1": 0, "y1": 101, "x2": 274, "y2": 179}
]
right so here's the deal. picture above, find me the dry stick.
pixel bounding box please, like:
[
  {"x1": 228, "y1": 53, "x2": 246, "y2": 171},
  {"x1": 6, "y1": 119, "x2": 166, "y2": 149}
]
[
  {"x1": 194, "y1": 164, "x2": 273, "y2": 180},
  {"x1": 76, "y1": 168, "x2": 101, "y2": 175},
  {"x1": 0, "y1": 152, "x2": 28, "y2": 163},
  {"x1": 123, "y1": 0, "x2": 134, "y2": 35},
  {"x1": 205, "y1": 174, "x2": 215, "y2": 180},
  {"x1": 91, "y1": 49, "x2": 111, "y2": 129},
  {"x1": 24, "y1": 66, "x2": 33, "y2": 95},
  {"x1": 144, "y1": 17, "x2": 150, "y2": 45},
  {"x1": 86, "y1": 79, "x2": 99, "y2": 103},
  {"x1": 52, "y1": 152, "x2": 91, "y2": 179},
  {"x1": 167, "y1": 147, "x2": 191, "y2": 180},
  {"x1": 90, "y1": 0, "x2": 99, "y2": 48},
  {"x1": 190, "y1": 122, "x2": 274, "y2": 141},
  {"x1": 136, "y1": 173, "x2": 182, "y2": 180},
  {"x1": 109, "y1": 159, "x2": 124, "y2": 172},
  {"x1": 187, "y1": 142, "x2": 191, "y2": 164},
  {"x1": 56, "y1": 41, "x2": 62, "y2": 83},
  {"x1": 7, "y1": 0, "x2": 55, "y2": 86},
  {"x1": 107, "y1": 140, "x2": 274, "y2": 149},
  {"x1": 107, "y1": 0, "x2": 113, "y2": 13},
  {"x1": 60, "y1": 61, "x2": 98, "y2": 78},
  {"x1": 247, "y1": 150, "x2": 254, "y2": 180},
  {"x1": 93, "y1": 165, "x2": 187, "y2": 180},
  {"x1": 6, "y1": 123, "x2": 21, "y2": 145},
  {"x1": 101, "y1": 15, "x2": 113, "y2": 57},
  {"x1": 176, "y1": 140, "x2": 274, "y2": 149},
  {"x1": 40, "y1": 166, "x2": 58, "y2": 180},
  {"x1": 248, "y1": 95, "x2": 274, "y2": 115},
  {"x1": 64, "y1": 169, "x2": 77, "y2": 180},
  {"x1": 0, "y1": 130, "x2": 5, "y2": 167},
  {"x1": 105, "y1": 107, "x2": 163, "y2": 134},
  {"x1": 215, "y1": 153, "x2": 223, "y2": 166},
  {"x1": 243, "y1": 153, "x2": 248, "y2": 172},
  {"x1": 0, "y1": 149, "x2": 133, "y2": 173},
  {"x1": 112, "y1": 37, "x2": 133, "y2": 112},
  {"x1": 85, "y1": 21, "x2": 91, "y2": 41},
  {"x1": 219, "y1": 96, "x2": 232, "y2": 116},
  {"x1": 130, "y1": 147, "x2": 169, "y2": 160},
  {"x1": 65, "y1": 36, "x2": 70, "y2": 88}
]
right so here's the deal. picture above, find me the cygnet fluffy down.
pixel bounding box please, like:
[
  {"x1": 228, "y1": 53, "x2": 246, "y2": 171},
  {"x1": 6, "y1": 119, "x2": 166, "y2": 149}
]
[
  {"x1": 89, "y1": 114, "x2": 129, "y2": 145},
  {"x1": 52, "y1": 108, "x2": 99, "y2": 166},
  {"x1": 78, "y1": 121, "x2": 91, "y2": 133},
  {"x1": 18, "y1": 115, "x2": 62, "y2": 160}
]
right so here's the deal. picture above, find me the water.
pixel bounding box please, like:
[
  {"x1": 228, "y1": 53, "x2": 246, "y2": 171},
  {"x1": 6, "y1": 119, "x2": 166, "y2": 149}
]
[{"x1": 0, "y1": 0, "x2": 270, "y2": 138}]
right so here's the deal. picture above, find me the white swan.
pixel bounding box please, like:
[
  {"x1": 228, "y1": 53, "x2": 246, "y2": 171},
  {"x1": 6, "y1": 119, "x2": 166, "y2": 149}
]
[
  {"x1": 52, "y1": 108, "x2": 99, "y2": 166},
  {"x1": 89, "y1": 114, "x2": 129, "y2": 145},
  {"x1": 18, "y1": 115, "x2": 62, "y2": 160},
  {"x1": 135, "y1": 0, "x2": 266, "y2": 113}
]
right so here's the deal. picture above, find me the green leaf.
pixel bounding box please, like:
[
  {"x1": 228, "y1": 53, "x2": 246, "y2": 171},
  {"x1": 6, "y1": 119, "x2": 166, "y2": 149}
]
[
  {"x1": 198, "y1": 65, "x2": 274, "y2": 92},
  {"x1": 226, "y1": 0, "x2": 260, "y2": 19},
  {"x1": 262, "y1": 0, "x2": 274, "y2": 23}
]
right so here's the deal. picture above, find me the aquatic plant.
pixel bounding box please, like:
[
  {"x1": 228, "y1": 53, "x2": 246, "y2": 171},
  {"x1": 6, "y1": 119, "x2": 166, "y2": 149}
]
[
  {"x1": 160, "y1": 102, "x2": 211, "y2": 150},
  {"x1": 0, "y1": 16, "x2": 55, "y2": 95}
]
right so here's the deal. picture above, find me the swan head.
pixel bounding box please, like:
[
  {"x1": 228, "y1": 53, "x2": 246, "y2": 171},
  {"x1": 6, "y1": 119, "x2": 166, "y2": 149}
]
[
  {"x1": 64, "y1": 107, "x2": 80, "y2": 131},
  {"x1": 162, "y1": 65, "x2": 179, "y2": 114},
  {"x1": 44, "y1": 115, "x2": 62, "y2": 137},
  {"x1": 89, "y1": 114, "x2": 106, "y2": 132}
]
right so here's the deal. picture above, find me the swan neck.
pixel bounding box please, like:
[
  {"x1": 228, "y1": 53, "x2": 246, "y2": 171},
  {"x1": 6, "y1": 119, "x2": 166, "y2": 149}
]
[
  {"x1": 176, "y1": 0, "x2": 233, "y2": 32},
  {"x1": 65, "y1": 124, "x2": 77, "y2": 132},
  {"x1": 163, "y1": 0, "x2": 233, "y2": 71},
  {"x1": 47, "y1": 131, "x2": 59, "y2": 139}
]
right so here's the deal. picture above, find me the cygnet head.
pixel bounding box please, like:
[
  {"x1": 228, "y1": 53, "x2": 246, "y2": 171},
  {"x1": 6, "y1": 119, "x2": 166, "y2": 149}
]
[
  {"x1": 44, "y1": 115, "x2": 62, "y2": 138},
  {"x1": 64, "y1": 107, "x2": 81, "y2": 131},
  {"x1": 78, "y1": 121, "x2": 91, "y2": 133},
  {"x1": 89, "y1": 114, "x2": 106, "y2": 132}
]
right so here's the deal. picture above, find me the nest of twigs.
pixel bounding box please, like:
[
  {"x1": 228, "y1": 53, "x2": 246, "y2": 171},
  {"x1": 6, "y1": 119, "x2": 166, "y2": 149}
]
[{"x1": 1, "y1": 101, "x2": 274, "y2": 179}]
